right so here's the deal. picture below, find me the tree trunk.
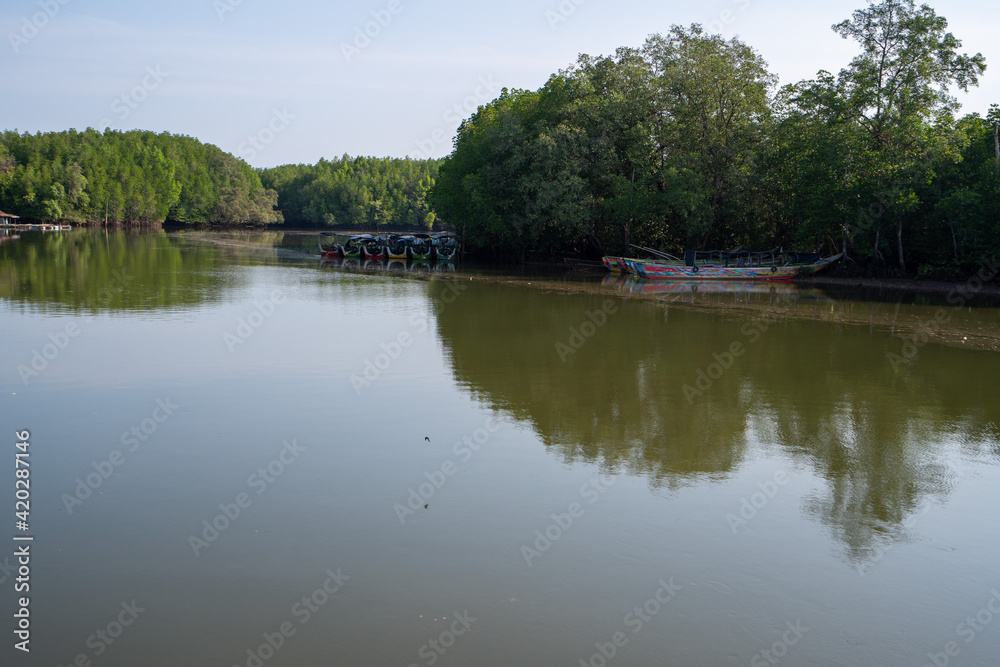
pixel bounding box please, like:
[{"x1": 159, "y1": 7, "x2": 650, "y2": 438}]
[
  {"x1": 994, "y1": 124, "x2": 999, "y2": 165},
  {"x1": 950, "y1": 223, "x2": 958, "y2": 262},
  {"x1": 897, "y1": 220, "x2": 906, "y2": 274}
]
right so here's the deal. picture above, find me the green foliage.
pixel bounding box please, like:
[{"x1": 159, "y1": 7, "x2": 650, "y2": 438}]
[
  {"x1": 0, "y1": 129, "x2": 282, "y2": 225},
  {"x1": 824, "y1": 0, "x2": 987, "y2": 271},
  {"x1": 2, "y1": 2, "x2": 996, "y2": 275},
  {"x1": 431, "y1": 26, "x2": 779, "y2": 258},
  {"x1": 259, "y1": 156, "x2": 439, "y2": 228},
  {"x1": 431, "y1": 6, "x2": 997, "y2": 274}
]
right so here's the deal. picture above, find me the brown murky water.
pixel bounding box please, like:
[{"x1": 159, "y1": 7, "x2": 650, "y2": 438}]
[{"x1": 2, "y1": 230, "x2": 999, "y2": 666}]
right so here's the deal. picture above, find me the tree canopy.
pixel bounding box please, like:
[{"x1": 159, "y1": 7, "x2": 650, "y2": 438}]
[
  {"x1": 431, "y1": 5, "x2": 996, "y2": 276},
  {"x1": 0, "y1": 129, "x2": 282, "y2": 225},
  {"x1": 2, "y1": 2, "x2": 996, "y2": 276},
  {"x1": 259, "y1": 156, "x2": 439, "y2": 229}
]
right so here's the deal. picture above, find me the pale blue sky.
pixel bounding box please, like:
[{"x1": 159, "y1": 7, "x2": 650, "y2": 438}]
[{"x1": 2, "y1": 0, "x2": 997, "y2": 168}]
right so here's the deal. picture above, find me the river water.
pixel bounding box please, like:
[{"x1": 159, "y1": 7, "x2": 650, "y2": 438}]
[{"x1": 2, "y1": 230, "x2": 999, "y2": 667}]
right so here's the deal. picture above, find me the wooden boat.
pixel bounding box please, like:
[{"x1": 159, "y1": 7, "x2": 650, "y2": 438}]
[
  {"x1": 385, "y1": 234, "x2": 410, "y2": 260},
  {"x1": 628, "y1": 250, "x2": 842, "y2": 281},
  {"x1": 319, "y1": 233, "x2": 368, "y2": 259},
  {"x1": 318, "y1": 233, "x2": 343, "y2": 258},
  {"x1": 409, "y1": 234, "x2": 433, "y2": 260},
  {"x1": 431, "y1": 233, "x2": 459, "y2": 261},
  {"x1": 362, "y1": 235, "x2": 386, "y2": 260},
  {"x1": 602, "y1": 256, "x2": 635, "y2": 274}
]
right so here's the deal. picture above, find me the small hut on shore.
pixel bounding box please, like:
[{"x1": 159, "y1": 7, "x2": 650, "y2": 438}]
[{"x1": 0, "y1": 211, "x2": 19, "y2": 226}]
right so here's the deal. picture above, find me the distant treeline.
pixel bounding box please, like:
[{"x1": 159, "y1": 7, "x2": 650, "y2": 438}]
[
  {"x1": 430, "y1": 1, "x2": 1000, "y2": 277},
  {"x1": 0, "y1": 130, "x2": 441, "y2": 232},
  {"x1": 0, "y1": 129, "x2": 283, "y2": 225},
  {"x1": 5, "y1": 1, "x2": 999, "y2": 278},
  {"x1": 259, "y1": 156, "x2": 439, "y2": 229}
]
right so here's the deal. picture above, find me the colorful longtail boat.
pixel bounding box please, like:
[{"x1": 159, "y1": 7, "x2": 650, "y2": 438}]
[
  {"x1": 362, "y1": 235, "x2": 387, "y2": 260},
  {"x1": 409, "y1": 234, "x2": 433, "y2": 260},
  {"x1": 385, "y1": 234, "x2": 410, "y2": 260},
  {"x1": 431, "y1": 233, "x2": 459, "y2": 261},
  {"x1": 626, "y1": 250, "x2": 843, "y2": 280}
]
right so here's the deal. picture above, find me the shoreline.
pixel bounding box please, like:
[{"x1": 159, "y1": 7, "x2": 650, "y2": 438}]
[{"x1": 799, "y1": 273, "x2": 1000, "y2": 297}]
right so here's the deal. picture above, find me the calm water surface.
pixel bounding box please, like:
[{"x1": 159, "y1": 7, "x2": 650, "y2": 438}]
[{"x1": 2, "y1": 230, "x2": 999, "y2": 667}]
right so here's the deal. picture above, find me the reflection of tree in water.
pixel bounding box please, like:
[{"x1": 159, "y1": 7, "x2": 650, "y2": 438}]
[
  {"x1": 0, "y1": 230, "x2": 227, "y2": 313},
  {"x1": 434, "y1": 281, "x2": 751, "y2": 487},
  {"x1": 431, "y1": 279, "x2": 1000, "y2": 565}
]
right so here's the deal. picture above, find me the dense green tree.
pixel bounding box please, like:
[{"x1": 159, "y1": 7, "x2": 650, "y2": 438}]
[
  {"x1": 830, "y1": 0, "x2": 986, "y2": 272},
  {"x1": 431, "y1": 27, "x2": 779, "y2": 257},
  {"x1": 0, "y1": 129, "x2": 282, "y2": 226},
  {"x1": 642, "y1": 26, "x2": 777, "y2": 245},
  {"x1": 259, "y1": 156, "x2": 439, "y2": 229},
  {"x1": 431, "y1": 5, "x2": 994, "y2": 275}
]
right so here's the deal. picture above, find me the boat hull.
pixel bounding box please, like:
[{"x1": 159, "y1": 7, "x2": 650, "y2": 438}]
[
  {"x1": 602, "y1": 256, "x2": 629, "y2": 274},
  {"x1": 319, "y1": 243, "x2": 343, "y2": 258},
  {"x1": 631, "y1": 254, "x2": 842, "y2": 280}
]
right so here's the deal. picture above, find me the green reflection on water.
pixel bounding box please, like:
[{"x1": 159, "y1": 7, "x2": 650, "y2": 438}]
[
  {"x1": 429, "y1": 279, "x2": 1000, "y2": 565},
  {"x1": 4, "y1": 230, "x2": 998, "y2": 572},
  {"x1": 0, "y1": 230, "x2": 226, "y2": 313}
]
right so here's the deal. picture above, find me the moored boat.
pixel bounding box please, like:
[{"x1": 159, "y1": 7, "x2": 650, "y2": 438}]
[
  {"x1": 409, "y1": 234, "x2": 433, "y2": 260},
  {"x1": 602, "y1": 256, "x2": 634, "y2": 274},
  {"x1": 362, "y1": 235, "x2": 387, "y2": 260},
  {"x1": 319, "y1": 233, "x2": 344, "y2": 258},
  {"x1": 319, "y1": 233, "x2": 369, "y2": 259},
  {"x1": 629, "y1": 250, "x2": 842, "y2": 280},
  {"x1": 385, "y1": 234, "x2": 410, "y2": 260},
  {"x1": 431, "y1": 233, "x2": 459, "y2": 261}
]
